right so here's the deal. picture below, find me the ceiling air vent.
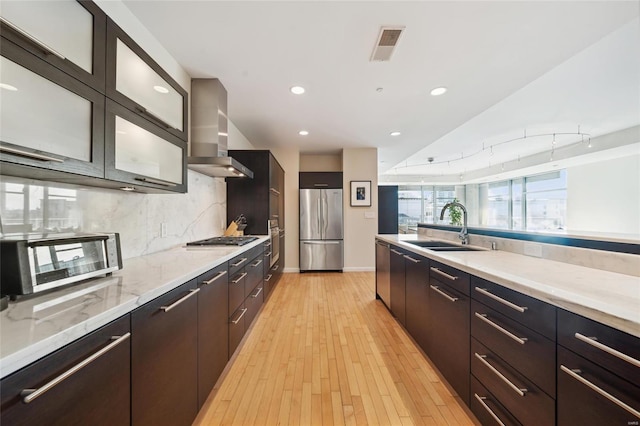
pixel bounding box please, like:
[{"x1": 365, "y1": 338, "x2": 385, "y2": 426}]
[{"x1": 370, "y1": 26, "x2": 405, "y2": 62}]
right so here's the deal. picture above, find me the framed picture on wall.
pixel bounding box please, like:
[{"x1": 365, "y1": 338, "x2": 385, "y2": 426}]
[{"x1": 350, "y1": 180, "x2": 372, "y2": 207}]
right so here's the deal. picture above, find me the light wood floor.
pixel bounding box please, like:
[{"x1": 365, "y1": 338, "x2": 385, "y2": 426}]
[{"x1": 194, "y1": 272, "x2": 477, "y2": 426}]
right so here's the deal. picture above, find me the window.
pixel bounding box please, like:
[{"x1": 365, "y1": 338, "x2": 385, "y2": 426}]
[{"x1": 398, "y1": 185, "x2": 459, "y2": 232}]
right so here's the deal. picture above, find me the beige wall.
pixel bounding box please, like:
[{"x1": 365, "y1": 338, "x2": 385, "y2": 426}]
[
  {"x1": 342, "y1": 148, "x2": 378, "y2": 271},
  {"x1": 299, "y1": 154, "x2": 343, "y2": 172}
]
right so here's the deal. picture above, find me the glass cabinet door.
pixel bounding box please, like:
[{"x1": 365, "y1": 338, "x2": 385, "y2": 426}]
[
  {"x1": 105, "y1": 100, "x2": 187, "y2": 193},
  {"x1": 0, "y1": 39, "x2": 104, "y2": 178},
  {"x1": 0, "y1": 0, "x2": 106, "y2": 91},
  {"x1": 106, "y1": 20, "x2": 188, "y2": 142}
]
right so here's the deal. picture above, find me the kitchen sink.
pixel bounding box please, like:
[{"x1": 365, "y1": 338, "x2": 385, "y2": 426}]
[
  {"x1": 406, "y1": 241, "x2": 485, "y2": 251},
  {"x1": 425, "y1": 246, "x2": 484, "y2": 252}
]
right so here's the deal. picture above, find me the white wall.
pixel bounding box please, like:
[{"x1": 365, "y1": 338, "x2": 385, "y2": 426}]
[
  {"x1": 342, "y1": 148, "x2": 378, "y2": 271},
  {"x1": 228, "y1": 120, "x2": 255, "y2": 150},
  {"x1": 300, "y1": 154, "x2": 342, "y2": 172},
  {"x1": 567, "y1": 154, "x2": 640, "y2": 236}
]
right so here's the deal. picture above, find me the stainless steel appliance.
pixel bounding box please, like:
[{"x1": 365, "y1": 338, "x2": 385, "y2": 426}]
[
  {"x1": 186, "y1": 236, "x2": 257, "y2": 246},
  {"x1": 375, "y1": 240, "x2": 391, "y2": 307},
  {"x1": 299, "y1": 188, "x2": 343, "y2": 271},
  {"x1": 0, "y1": 233, "x2": 122, "y2": 297},
  {"x1": 269, "y1": 219, "x2": 279, "y2": 268}
]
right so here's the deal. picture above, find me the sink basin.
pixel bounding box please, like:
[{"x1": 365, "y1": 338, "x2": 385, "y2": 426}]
[
  {"x1": 426, "y1": 246, "x2": 484, "y2": 252},
  {"x1": 407, "y1": 241, "x2": 460, "y2": 248}
]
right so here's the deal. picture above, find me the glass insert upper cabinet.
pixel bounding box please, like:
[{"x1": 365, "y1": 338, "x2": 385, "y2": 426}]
[
  {"x1": 105, "y1": 100, "x2": 187, "y2": 193},
  {"x1": 106, "y1": 19, "x2": 188, "y2": 142},
  {"x1": 0, "y1": 0, "x2": 107, "y2": 92},
  {"x1": 0, "y1": 37, "x2": 105, "y2": 178}
]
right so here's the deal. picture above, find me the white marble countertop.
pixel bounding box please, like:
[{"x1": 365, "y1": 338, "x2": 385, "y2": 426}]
[
  {"x1": 0, "y1": 236, "x2": 269, "y2": 379},
  {"x1": 377, "y1": 234, "x2": 640, "y2": 339}
]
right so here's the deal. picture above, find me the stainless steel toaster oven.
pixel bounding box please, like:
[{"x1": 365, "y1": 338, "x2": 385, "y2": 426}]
[{"x1": 0, "y1": 233, "x2": 122, "y2": 297}]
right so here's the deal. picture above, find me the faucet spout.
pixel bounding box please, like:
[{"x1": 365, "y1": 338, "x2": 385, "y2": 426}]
[{"x1": 440, "y1": 201, "x2": 469, "y2": 245}]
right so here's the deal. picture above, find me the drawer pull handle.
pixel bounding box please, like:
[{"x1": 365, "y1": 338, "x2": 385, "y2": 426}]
[
  {"x1": 231, "y1": 258, "x2": 248, "y2": 267},
  {"x1": 473, "y1": 394, "x2": 506, "y2": 426},
  {"x1": 313, "y1": 183, "x2": 329, "y2": 187},
  {"x1": 231, "y1": 308, "x2": 248, "y2": 324},
  {"x1": 474, "y1": 353, "x2": 527, "y2": 397},
  {"x1": 264, "y1": 242, "x2": 272, "y2": 247},
  {"x1": 250, "y1": 259, "x2": 263, "y2": 267},
  {"x1": 574, "y1": 333, "x2": 640, "y2": 368},
  {"x1": 475, "y1": 313, "x2": 527, "y2": 345},
  {"x1": 265, "y1": 274, "x2": 273, "y2": 282},
  {"x1": 265, "y1": 251, "x2": 272, "y2": 257},
  {"x1": 272, "y1": 265, "x2": 279, "y2": 271},
  {"x1": 251, "y1": 287, "x2": 263, "y2": 298},
  {"x1": 376, "y1": 241, "x2": 390, "y2": 248},
  {"x1": 0, "y1": 145, "x2": 65, "y2": 163},
  {"x1": 134, "y1": 176, "x2": 177, "y2": 187},
  {"x1": 0, "y1": 17, "x2": 66, "y2": 60},
  {"x1": 474, "y1": 287, "x2": 527, "y2": 313},
  {"x1": 390, "y1": 249, "x2": 403, "y2": 255},
  {"x1": 403, "y1": 255, "x2": 420, "y2": 263},
  {"x1": 231, "y1": 272, "x2": 248, "y2": 284},
  {"x1": 430, "y1": 285, "x2": 458, "y2": 302},
  {"x1": 270, "y1": 188, "x2": 281, "y2": 195},
  {"x1": 430, "y1": 267, "x2": 458, "y2": 281},
  {"x1": 202, "y1": 270, "x2": 227, "y2": 285},
  {"x1": 160, "y1": 289, "x2": 199, "y2": 312},
  {"x1": 20, "y1": 333, "x2": 131, "y2": 403},
  {"x1": 560, "y1": 365, "x2": 640, "y2": 419}
]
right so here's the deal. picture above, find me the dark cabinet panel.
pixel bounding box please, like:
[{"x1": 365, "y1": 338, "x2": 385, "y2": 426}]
[
  {"x1": 229, "y1": 303, "x2": 247, "y2": 356},
  {"x1": 245, "y1": 255, "x2": 264, "y2": 297},
  {"x1": 229, "y1": 270, "x2": 247, "y2": 315},
  {"x1": 429, "y1": 260, "x2": 470, "y2": 296},
  {"x1": 131, "y1": 280, "x2": 198, "y2": 426},
  {"x1": 389, "y1": 246, "x2": 406, "y2": 326},
  {"x1": 405, "y1": 253, "x2": 430, "y2": 353},
  {"x1": 244, "y1": 284, "x2": 264, "y2": 331},
  {"x1": 299, "y1": 172, "x2": 343, "y2": 189},
  {"x1": 470, "y1": 376, "x2": 522, "y2": 426},
  {"x1": 378, "y1": 185, "x2": 399, "y2": 234},
  {"x1": 0, "y1": 316, "x2": 130, "y2": 426},
  {"x1": 197, "y1": 263, "x2": 229, "y2": 408}
]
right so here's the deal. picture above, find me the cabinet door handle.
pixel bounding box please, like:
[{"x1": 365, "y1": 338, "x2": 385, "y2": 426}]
[
  {"x1": 474, "y1": 353, "x2": 527, "y2": 396},
  {"x1": 430, "y1": 285, "x2": 458, "y2": 302},
  {"x1": 473, "y1": 394, "x2": 506, "y2": 426},
  {"x1": 272, "y1": 265, "x2": 280, "y2": 271},
  {"x1": 0, "y1": 145, "x2": 64, "y2": 163},
  {"x1": 251, "y1": 287, "x2": 263, "y2": 298},
  {"x1": 403, "y1": 255, "x2": 420, "y2": 263},
  {"x1": 20, "y1": 333, "x2": 131, "y2": 403},
  {"x1": 474, "y1": 287, "x2": 527, "y2": 313},
  {"x1": 0, "y1": 17, "x2": 66, "y2": 60},
  {"x1": 390, "y1": 249, "x2": 403, "y2": 255},
  {"x1": 251, "y1": 259, "x2": 263, "y2": 267},
  {"x1": 202, "y1": 270, "x2": 227, "y2": 285},
  {"x1": 231, "y1": 258, "x2": 248, "y2": 267},
  {"x1": 264, "y1": 251, "x2": 272, "y2": 257},
  {"x1": 134, "y1": 176, "x2": 177, "y2": 187},
  {"x1": 160, "y1": 289, "x2": 199, "y2": 312},
  {"x1": 313, "y1": 183, "x2": 329, "y2": 187},
  {"x1": 560, "y1": 365, "x2": 640, "y2": 419},
  {"x1": 430, "y1": 267, "x2": 458, "y2": 281},
  {"x1": 265, "y1": 274, "x2": 273, "y2": 282},
  {"x1": 574, "y1": 333, "x2": 640, "y2": 368},
  {"x1": 270, "y1": 188, "x2": 281, "y2": 195},
  {"x1": 376, "y1": 241, "x2": 390, "y2": 248},
  {"x1": 231, "y1": 272, "x2": 248, "y2": 284},
  {"x1": 475, "y1": 313, "x2": 527, "y2": 345},
  {"x1": 264, "y1": 242, "x2": 272, "y2": 247},
  {"x1": 231, "y1": 308, "x2": 248, "y2": 324},
  {"x1": 135, "y1": 106, "x2": 177, "y2": 131}
]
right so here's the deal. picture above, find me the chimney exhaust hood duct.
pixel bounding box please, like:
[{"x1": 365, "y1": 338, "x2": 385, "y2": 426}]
[{"x1": 188, "y1": 79, "x2": 253, "y2": 178}]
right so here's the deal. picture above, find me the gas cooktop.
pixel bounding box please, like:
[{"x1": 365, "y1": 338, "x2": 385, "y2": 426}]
[{"x1": 186, "y1": 236, "x2": 258, "y2": 246}]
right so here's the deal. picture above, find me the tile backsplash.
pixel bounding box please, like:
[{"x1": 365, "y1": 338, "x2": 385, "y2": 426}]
[{"x1": 0, "y1": 171, "x2": 227, "y2": 259}]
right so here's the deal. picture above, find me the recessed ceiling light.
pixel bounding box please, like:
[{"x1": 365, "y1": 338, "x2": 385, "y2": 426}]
[
  {"x1": 153, "y1": 85, "x2": 169, "y2": 94},
  {"x1": 430, "y1": 87, "x2": 447, "y2": 96},
  {"x1": 290, "y1": 86, "x2": 305, "y2": 95},
  {"x1": 0, "y1": 83, "x2": 18, "y2": 91},
  {"x1": 390, "y1": 131, "x2": 401, "y2": 136},
  {"x1": 299, "y1": 130, "x2": 309, "y2": 136}
]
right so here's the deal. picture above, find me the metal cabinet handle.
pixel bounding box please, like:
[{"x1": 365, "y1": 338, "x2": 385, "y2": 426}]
[
  {"x1": 560, "y1": 365, "x2": 640, "y2": 419},
  {"x1": 574, "y1": 333, "x2": 640, "y2": 368},
  {"x1": 20, "y1": 333, "x2": 131, "y2": 403},
  {"x1": 473, "y1": 394, "x2": 506, "y2": 426},
  {"x1": 475, "y1": 313, "x2": 527, "y2": 345},
  {"x1": 270, "y1": 188, "x2": 281, "y2": 195},
  {"x1": 264, "y1": 242, "x2": 272, "y2": 247},
  {"x1": 376, "y1": 241, "x2": 390, "y2": 248},
  {"x1": 474, "y1": 353, "x2": 527, "y2": 396},
  {"x1": 264, "y1": 251, "x2": 272, "y2": 257},
  {"x1": 250, "y1": 259, "x2": 263, "y2": 267},
  {"x1": 202, "y1": 270, "x2": 227, "y2": 285},
  {"x1": 231, "y1": 308, "x2": 248, "y2": 324},
  {"x1": 0, "y1": 17, "x2": 66, "y2": 59},
  {"x1": 430, "y1": 285, "x2": 458, "y2": 302},
  {"x1": 134, "y1": 176, "x2": 177, "y2": 187},
  {"x1": 403, "y1": 255, "x2": 420, "y2": 263},
  {"x1": 251, "y1": 287, "x2": 263, "y2": 298},
  {"x1": 0, "y1": 145, "x2": 64, "y2": 163},
  {"x1": 474, "y1": 287, "x2": 527, "y2": 313},
  {"x1": 272, "y1": 265, "x2": 279, "y2": 271},
  {"x1": 313, "y1": 183, "x2": 329, "y2": 187},
  {"x1": 231, "y1": 258, "x2": 248, "y2": 267},
  {"x1": 430, "y1": 267, "x2": 458, "y2": 281},
  {"x1": 135, "y1": 106, "x2": 177, "y2": 131},
  {"x1": 160, "y1": 289, "x2": 199, "y2": 312},
  {"x1": 231, "y1": 272, "x2": 248, "y2": 284},
  {"x1": 265, "y1": 274, "x2": 273, "y2": 282},
  {"x1": 390, "y1": 249, "x2": 403, "y2": 255}
]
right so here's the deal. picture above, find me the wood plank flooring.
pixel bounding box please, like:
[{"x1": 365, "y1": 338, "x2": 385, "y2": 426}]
[{"x1": 194, "y1": 272, "x2": 478, "y2": 425}]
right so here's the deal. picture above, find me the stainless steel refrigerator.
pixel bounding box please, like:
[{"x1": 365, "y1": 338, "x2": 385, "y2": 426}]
[{"x1": 299, "y1": 188, "x2": 343, "y2": 271}]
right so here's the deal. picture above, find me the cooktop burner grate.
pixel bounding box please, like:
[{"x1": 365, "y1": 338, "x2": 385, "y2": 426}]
[{"x1": 186, "y1": 236, "x2": 258, "y2": 246}]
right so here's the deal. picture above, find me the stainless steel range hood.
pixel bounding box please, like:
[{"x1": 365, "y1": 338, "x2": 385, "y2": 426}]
[{"x1": 188, "y1": 79, "x2": 253, "y2": 178}]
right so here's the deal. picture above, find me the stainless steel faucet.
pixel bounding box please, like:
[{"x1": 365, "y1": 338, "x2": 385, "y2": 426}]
[{"x1": 440, "y1": 201, "x2": 469, "y2": 245}]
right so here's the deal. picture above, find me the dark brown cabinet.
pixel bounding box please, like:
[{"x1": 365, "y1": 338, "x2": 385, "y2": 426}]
[
  {"x1": 131, "y1": 280, "x2": 199, "y2": 426},
  {"x1": 404, "y1": 252, "x2": 430, "y2": 354},
  {"x1": 0, "y1": 316, "x2": 131, "y2": 426},
  {"x1": 299, "y1": 172, "x2": 343, "y2": 189},
  {"x1": 389, "y1": 246, "x2": 406, "y2": 326},
  {"x1": 197, "y1": 263, "x2": 229, "y2": 408}
]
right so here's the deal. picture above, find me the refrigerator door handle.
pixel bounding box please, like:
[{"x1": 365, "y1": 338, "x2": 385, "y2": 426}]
[
  {"x1": 317, "y1": 198, "x2": 322, "y2": 238},
  {"x1": 302, "y1": 241, "x2": 341, "y2": 245}
]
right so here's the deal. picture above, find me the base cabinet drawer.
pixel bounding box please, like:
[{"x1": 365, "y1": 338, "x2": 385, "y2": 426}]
[
  {"x1": 229, "y1": 271, "x2": 246, "y2": 314},
  {"x1": 244, "y1": 285, "x2": 264, "y2": 330},
  {"x1": 470, "y1": 376, "x2": 521, "y2": 426},
  {"x1": 0, "y1": 316, "x2": 131, "y2": 426},
  {"x1": 229, "y1": 303, "x2": 247, "y2": 356}
]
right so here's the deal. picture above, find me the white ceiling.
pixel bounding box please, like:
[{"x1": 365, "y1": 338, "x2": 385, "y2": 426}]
[{"x1": 123, "y1": 1, "x2": 640, "y2": 178}]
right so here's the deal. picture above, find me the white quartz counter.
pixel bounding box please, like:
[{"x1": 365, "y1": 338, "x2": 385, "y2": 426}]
[
  {"x1": 0, "y1": 236, "x2": 269, "y2": 379},
  {"x1": 377, "y1": 234, "x2": 640, "y2": 339}
]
